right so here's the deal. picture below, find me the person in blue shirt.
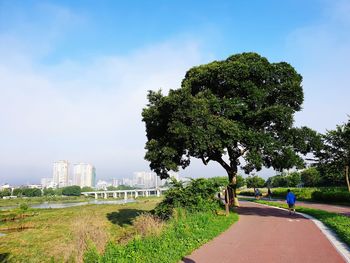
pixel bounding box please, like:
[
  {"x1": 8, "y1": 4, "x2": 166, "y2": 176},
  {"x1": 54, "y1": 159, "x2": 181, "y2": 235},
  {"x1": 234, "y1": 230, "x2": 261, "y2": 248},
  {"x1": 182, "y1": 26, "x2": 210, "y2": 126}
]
[{"x1": 286, "y1": 189, "x2": 296, "y2": 215}]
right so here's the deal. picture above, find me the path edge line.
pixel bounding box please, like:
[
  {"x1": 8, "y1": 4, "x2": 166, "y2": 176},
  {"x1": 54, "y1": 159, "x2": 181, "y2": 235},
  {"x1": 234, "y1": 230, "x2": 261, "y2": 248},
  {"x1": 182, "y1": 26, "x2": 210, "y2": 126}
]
[{"x1": 252, "y1": 201, "x2": 350, "y2": 263}]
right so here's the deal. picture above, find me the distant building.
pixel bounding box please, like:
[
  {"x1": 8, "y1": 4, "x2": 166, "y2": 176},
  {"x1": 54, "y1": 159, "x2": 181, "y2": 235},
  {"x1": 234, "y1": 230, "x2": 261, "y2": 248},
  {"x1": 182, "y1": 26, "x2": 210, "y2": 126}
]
[
  {"x1": 0, "y1": 183, "x2": 10, "y2": 191},
  {"x1": 27, "y1": 184, "x2": 42, "y2": 189},
  {"x1": 73, "y1": 163, "x2": 96, "y2": 188},
  {"x1": 53, "y1": 160, "x2": 69, "y2": 188},
  {"x1": 41, "y1": 178, "x2": 55, "y2": 188},
  {"x1": 112, "y1": 178, "x2": 122, "y2": 187},
  {"x1": 132, "y1": 171, "x2": 179, "y2": 189},
  {"x1": 96, "y1": 180, "x2": 110, "y2": 190},
  {"x1": 122, "y1": 178, "x2": 134, "y2": 187}
]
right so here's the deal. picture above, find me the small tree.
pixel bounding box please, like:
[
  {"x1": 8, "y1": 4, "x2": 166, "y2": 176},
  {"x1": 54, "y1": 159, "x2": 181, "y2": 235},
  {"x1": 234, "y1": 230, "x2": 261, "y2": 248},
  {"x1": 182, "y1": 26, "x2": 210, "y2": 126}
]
[
  {"x1": 62, "y1": 186, "x2": 81, "y2": 196},
  {"x1": 143, "y1": 52, "x2": 320, "y2": 206},
  {"x1": 0, "y1": 189, "x2": 11, "y2": 198},
  {"x1": 43, "y1": 188, "x2": 55, "y2": 196},
  {"x1": 300, "y1": 167, "x2": 320, "y2": 187},
  {"x1": 246, "y1": 175, "x2": 265, "y2": 188},
  {"x1": 317, "y1": 119, "x2": 350, "y2": 191}
]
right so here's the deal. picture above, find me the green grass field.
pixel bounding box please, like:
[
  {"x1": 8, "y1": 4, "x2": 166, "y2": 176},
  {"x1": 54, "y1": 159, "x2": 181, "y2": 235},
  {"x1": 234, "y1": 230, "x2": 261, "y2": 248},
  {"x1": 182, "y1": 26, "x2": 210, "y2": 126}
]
[
  {"x1": 0, "y1": 198, "x2": 161, "y2": 263},
  {"x1": 89, "y1": 208, "x2": 238, "y2": 263}
]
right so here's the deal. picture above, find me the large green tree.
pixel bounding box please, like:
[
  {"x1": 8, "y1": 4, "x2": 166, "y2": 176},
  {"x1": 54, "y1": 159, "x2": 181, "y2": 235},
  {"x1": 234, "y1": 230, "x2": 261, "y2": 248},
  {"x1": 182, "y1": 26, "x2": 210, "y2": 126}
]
[
  {"x1": 317, "y1": 118, "x2": 350, "y2": 191},
  {"x1": 142, "y1": 52, "x2": 319, "y2": 206}
]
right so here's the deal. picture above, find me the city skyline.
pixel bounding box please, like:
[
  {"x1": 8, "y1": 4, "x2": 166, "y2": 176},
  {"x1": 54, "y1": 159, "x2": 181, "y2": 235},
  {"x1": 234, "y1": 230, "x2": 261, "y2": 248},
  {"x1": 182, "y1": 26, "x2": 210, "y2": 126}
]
[{"x1": 1, "y1": 1, "x2": 349, "y2": 184}]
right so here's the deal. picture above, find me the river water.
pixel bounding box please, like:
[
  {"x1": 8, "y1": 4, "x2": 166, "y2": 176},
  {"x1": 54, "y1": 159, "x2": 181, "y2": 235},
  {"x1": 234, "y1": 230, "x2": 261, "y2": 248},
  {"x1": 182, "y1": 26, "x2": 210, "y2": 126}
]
[{"x1": 0, "y1": 198, "x2": 136, "y2": 211}]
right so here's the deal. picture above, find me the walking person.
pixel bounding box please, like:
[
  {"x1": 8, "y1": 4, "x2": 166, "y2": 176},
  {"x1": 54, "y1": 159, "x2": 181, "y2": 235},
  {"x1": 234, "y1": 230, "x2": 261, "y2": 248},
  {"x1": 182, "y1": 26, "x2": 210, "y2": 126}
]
[
  {"x1": 286, "y1": 189, "x2": 296, "y2": 215},
  {"x1": 267, "y1": 187, "x2": 272, "y2": 200}
]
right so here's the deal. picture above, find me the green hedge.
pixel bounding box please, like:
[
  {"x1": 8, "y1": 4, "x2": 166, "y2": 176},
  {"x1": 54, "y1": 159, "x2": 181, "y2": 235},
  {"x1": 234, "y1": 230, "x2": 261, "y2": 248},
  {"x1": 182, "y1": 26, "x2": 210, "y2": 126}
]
[
  {"x1": 239, "y1": 187, "x2": 349, "y2": 203},
  {"x1": 84, "y1": 210, "x2": 238, "y2": 263},
  {"x1": 312, "y1": 190, "x2": 350, "y2": 203}
]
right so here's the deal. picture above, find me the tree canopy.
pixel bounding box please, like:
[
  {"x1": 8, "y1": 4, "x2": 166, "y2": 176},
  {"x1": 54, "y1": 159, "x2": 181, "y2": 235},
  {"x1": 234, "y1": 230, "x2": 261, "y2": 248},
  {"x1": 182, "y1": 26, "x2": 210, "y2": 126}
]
[
  {"x1": 142, "y1": 53, "x2": 319, "y2": 193},
  {"x1": 317, "y1": 118, "x2": 350, "y2": 190}
]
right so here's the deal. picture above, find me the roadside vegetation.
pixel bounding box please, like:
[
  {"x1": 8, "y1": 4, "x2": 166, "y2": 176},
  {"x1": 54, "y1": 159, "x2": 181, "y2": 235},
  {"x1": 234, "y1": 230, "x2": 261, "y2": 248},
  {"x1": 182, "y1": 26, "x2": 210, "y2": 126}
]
[
  {"x1": 253, "y1": 200, "x2": 350, "y2": 247},
  {"x1": 239, "y1": 187, "x2": 350, "y2": 204},
  {"x1": 84, "y1": 178, "x2": 238, "y2": 263}
]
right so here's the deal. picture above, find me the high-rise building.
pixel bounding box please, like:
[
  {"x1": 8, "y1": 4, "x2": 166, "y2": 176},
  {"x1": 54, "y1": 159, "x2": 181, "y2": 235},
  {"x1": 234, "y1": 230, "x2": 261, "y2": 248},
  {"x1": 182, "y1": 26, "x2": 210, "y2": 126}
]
[
  {"x1": 53, "y1": 160, "x2": 69, "y2": 188},
  {"x1": 73, "y1": 163, "x2": 96, "y2": 188}
]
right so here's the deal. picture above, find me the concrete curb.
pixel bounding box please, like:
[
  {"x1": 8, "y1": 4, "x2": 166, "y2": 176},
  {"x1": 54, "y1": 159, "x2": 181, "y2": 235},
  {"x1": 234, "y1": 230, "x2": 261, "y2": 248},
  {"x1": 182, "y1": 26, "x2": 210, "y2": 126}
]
[{"x1": 253, "y1": 201, "x2": 350, "y2": 263}]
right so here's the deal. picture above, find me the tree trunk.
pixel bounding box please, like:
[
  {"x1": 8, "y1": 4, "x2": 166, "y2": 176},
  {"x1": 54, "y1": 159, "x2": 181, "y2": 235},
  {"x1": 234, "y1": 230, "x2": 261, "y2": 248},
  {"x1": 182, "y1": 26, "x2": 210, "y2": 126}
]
[
  {"x1": 345, "y1": 165, "x2": 350, "y2": 192},
  {"x1": 228, "y1": 169, "x2": 240, "y2": 207}
]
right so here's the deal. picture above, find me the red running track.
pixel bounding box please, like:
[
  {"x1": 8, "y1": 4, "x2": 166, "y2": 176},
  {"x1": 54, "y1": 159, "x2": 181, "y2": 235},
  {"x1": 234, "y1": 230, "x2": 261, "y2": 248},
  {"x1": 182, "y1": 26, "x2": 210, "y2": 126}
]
[{"x1": 183, "y1": 201, "x2": 345, "y2": 263}]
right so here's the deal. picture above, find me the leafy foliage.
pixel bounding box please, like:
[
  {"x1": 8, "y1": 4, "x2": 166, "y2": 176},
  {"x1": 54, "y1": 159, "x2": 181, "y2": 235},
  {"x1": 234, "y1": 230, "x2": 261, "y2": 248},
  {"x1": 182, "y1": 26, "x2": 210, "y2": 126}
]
[
  {"x1": 43, "y1": 188, "x2": 56, "y2": 196},
  {"x1": 300, "y1": 167, "x2": 321, "y2": 187},
  {"x1": 246, "y1": 175, "x2": 265, "y2": 188},
  {"x1": 317, "y1": 118, "x2": 350, "y2": 189},
  {"x1": 0, "y1": 189, "x2": 11, "y2": 197},
  {"x1": 81, "y1": 186, "x2": 95, "y2": 192},
  {"x1": 154, "y1": 178, "x2": 222, "y2": 220},
  {"x1": 62, "y1": 185, "x2": 81, "y2": 196},
  {"x1": 207, "y1": 175, "x2": 245, "y2": 188},
  {"x1": 311, "y1": 190, "x2": 350, "y2": 203},
  {"x1": 142, "y1": 52, "x2": 319, "y2": 185},
  {"x1": 13, "y1": 188, "x2": 42, "y2": 197}
]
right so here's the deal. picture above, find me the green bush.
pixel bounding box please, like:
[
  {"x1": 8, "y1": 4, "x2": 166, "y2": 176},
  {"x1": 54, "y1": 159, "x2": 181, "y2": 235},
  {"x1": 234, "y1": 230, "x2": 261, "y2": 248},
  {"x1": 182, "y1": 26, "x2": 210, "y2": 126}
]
[
  {"x1": 312, "y1": 190, "x2": 350, "y2": 203},
  {"x1": 246, "y1": 175, "x2": 265, "y2": 188},
  {"x1": 300, "y1": 167, "x2": 321, "y2": 187},
  {"x1": 0, "y1": 189, "x2": 11, "y2": 197},
  {"x1": 62, "y1": 186, "x2": 81, "y2": 196},
  {"x1": 238, "y1": 190, "x2": 255, "y2": 196},
  {"x1": 154, "y1": 178, "x2": 221, "y2": 220}
]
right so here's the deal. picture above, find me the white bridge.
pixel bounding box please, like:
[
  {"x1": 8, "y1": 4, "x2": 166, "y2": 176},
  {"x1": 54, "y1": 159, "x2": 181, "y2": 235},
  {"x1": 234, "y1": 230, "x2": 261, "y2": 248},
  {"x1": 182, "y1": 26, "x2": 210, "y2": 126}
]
[{"x1": 81, "y1": 188, "x2": 169, "y2": 200}]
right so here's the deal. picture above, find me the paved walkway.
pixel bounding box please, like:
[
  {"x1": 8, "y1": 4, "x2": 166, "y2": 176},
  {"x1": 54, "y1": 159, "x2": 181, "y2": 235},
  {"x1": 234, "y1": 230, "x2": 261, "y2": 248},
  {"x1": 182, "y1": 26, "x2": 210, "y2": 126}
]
[
  {"x1": 276, "y1": 200, "x2": 350, "y2": 216},
  {"x1": 183, "y1": 201, "x2": 346, "y2": 263},
  {"x1": 239, "y1": 195, "x2": 350, "y2": 216}
]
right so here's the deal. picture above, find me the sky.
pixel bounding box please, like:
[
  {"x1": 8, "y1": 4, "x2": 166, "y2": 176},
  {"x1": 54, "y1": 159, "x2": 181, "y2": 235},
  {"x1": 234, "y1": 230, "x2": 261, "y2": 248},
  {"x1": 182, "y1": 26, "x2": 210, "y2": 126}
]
[{"x1": 0, "y1": 0, "x2": 349, "y2": 185}]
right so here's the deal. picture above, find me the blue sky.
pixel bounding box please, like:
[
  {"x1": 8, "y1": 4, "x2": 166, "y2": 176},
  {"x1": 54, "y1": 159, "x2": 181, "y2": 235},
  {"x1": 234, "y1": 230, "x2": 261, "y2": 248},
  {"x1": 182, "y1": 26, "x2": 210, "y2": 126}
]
[{"x1": 0, "y1": 0, "x2": 349, "y2": 184}]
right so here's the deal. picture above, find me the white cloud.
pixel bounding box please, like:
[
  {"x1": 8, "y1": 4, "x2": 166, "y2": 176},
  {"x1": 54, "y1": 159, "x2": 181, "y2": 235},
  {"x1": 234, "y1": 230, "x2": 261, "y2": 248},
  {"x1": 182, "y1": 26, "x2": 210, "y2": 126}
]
[{"x1": 0, "y1": 37, "x2": 206, "y2": 184}]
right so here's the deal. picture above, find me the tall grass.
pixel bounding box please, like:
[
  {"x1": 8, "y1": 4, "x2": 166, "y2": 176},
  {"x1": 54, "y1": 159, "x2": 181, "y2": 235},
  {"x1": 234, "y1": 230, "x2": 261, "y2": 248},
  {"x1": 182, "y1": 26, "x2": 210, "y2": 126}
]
[{"x1": 84, "y1": 209, "x2": 238, "y2": 263}]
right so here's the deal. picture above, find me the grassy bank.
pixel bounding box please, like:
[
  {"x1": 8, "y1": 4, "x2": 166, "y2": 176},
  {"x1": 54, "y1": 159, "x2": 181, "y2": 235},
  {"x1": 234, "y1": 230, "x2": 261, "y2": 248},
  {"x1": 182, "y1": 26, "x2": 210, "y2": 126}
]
[
  {"x1": 253, "y1": 200, "x2": 350, "y2": 246},
  {"x1": 239, "y1": 187, "x2": 349, "y2": 204},
  {"x1": 85, "y1": 209, "x2": 238, "y2": 263},
  {"x1": 0, "y1": 198, "x2": 161, "y2": 263}
]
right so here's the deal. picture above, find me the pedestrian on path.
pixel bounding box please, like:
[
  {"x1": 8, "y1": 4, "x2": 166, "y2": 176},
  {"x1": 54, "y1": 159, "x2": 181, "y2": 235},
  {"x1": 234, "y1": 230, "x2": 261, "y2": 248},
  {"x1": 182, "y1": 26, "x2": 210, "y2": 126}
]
[
  {"x1": 267, "y1": 187, "x2": 272, "y2": 200},
  {"x1": 286, "y1": 189, "x2": 296, "y2": 215}
]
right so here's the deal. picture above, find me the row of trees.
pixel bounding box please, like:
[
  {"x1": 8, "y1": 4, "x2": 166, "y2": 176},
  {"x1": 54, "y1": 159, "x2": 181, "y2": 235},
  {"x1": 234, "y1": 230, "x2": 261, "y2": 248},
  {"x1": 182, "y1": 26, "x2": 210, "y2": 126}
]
[
  {"x1": 0, "y1": 184, "x2": 138, "y2": 198},
  {"x1": 212, "y1": 165, "x2": 344, "y2": 189}
]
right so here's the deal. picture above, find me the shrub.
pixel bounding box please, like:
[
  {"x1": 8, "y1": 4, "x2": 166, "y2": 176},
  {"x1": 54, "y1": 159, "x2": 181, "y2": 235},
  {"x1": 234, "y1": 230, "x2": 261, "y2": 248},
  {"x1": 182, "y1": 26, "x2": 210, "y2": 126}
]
[
  {"x1": 0, "y1": 189, "x2": 11, "y2": 197},
  {"x1": 62, "y1": 186, "x2": 81, "y2": 196},
  {"x1": 311, "y1": 190, "x2": 350, "y2": 203},
  {"x1": 154, "y1": 178, "x2": 221, "y2": 220},
  {"x1": 300, "y1": 167, "x2": 321, "y2": 187},
  {"x1": 246, "y1": 175, "x2": 265, "y2": 188},
  {"x1": 19, "y1": 203, "x2": 29, "y2": 211}
]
